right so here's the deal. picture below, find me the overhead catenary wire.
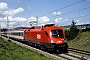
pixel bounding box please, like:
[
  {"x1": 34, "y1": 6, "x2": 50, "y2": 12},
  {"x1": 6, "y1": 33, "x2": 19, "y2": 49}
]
[
  {"x1": 59, "y1": 14, "x2": 90, "y2": 21},
  {"x1": 14, "y1": 0, "x2": 88, "y2": 26},
  {"x1": 5, "y1": 0, "x2": 89, "y2": 28},
  {"x1": 37, "y1": 0, "x2": 89, "y2": 25},
  {"x1": 68, "y1": 14, "x2": 90, "y2": 19},
  {"x1": 15, "y1": 0, "x2": 89, "y2": 27},
  {"x1": 16, "y1": 0, "x2": 26, "y2": 8},
  {"x1": 40, "y1": 0, "x2": 87, "y2": 16},
  {"x1": 49, "y1": 6, "x2": 90, "y2": 18},
  {"x1": 48, "y1": 14, "x2": 90, "y2": 24}
]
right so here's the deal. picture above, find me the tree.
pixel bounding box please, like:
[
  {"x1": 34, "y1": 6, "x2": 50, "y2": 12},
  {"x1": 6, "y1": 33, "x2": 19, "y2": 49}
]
[{"x1": 66, "y1": 20, "x2": 79, "y2": 40}]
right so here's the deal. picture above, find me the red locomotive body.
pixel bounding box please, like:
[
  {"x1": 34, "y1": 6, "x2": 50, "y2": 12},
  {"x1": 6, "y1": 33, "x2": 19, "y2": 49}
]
[{"x1": 25, "y1": 24, "x2": 68, "y2": 52}]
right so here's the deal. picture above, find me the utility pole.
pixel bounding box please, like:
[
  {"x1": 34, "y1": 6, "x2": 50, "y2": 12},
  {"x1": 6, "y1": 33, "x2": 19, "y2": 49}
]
[
  {"x1": 36, "y1": 16, "x2": 38, "y2": 27},
  {"x1": 0, "y1": 24, "x2": 1, "y2": 36},
  {"x1": 7, "y1": 16, "x2": 10, "y2": 30},
  {"x1": 6, "y1": 16, "x2": 10, "y2": 40}
]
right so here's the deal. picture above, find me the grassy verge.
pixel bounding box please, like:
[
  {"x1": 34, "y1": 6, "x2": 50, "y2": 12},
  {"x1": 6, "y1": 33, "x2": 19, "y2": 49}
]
[
  {"x1": 68, "y1": 31, "x2": 90, "y2": 52},
  {"x1": 63, "y1": 28, "x2": 70, "y2": 31},
  {"x1": 0, "y1": 37, "x2": 53, "y2": 60}
]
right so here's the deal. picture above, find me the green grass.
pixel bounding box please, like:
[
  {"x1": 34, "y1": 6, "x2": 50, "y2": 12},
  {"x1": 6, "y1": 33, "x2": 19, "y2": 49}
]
[
  {"x1": 63, "y1": 28, "x2": 70, "y2": 31},
  {"x1": 0, "y1": 37, "x2": 53, "y2": 60},
  {"x1": 68, "y1": 31, "x2": 90, "y2": 52}
]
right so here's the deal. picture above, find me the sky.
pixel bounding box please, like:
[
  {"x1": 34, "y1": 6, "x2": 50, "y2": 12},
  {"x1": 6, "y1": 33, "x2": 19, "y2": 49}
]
[{"x1": 0, "y1": 0, "x2": 90, "y2": 29}]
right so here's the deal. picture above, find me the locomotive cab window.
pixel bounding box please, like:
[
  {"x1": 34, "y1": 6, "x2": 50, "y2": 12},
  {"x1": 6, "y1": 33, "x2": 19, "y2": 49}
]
[{"x1": 51, "y1": 30, "x2": 64, "y2": 38}]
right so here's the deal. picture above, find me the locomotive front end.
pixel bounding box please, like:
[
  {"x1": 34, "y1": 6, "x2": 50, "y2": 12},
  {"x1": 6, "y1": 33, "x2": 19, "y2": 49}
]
[{"x1": 50, "y1": 29, "x2": 68, "y2": 53}]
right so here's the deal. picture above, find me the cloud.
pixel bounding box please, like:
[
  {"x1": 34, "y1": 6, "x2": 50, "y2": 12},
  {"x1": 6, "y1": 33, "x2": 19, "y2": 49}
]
[
  {"x1": 55, "y1": 17, "x2": 68, "y2": 24},
  {"x1": 3, "y1": 7, "x2": 24, "y2": 16},
  {"x1": 13, "y1": 8, "x2": 24, "y2": 15},
  {"x1": 0, "y1": 16, "x2": 49, "y2": 28},
  {"x1": 28, "y1": 6, "x2": 31, "y2": 10},
  {"x1": 0, "y1": 16, "x2": 27, "y2": 28},
  {"x1": 0, "y1": 22, "x2": 6, "y2": 28},
  {"x1": 4, "y1": 16, "x2": 27, "y2": 22},
  {"x1": 9, "y1": 21, "x2": 17, "y2": 25},
  {"x1": 13, "y1": 17, "x2": 27, "y2": 21},
  {"x1": 0, "y1": 2, "x2": 24, "y2": 17},
  {"x1": 28, "y1": 16, "x2": 49, "y2": 23},
  {"x1": 76, "y1": 20, "x2": 79, "y2": 22},
  {"x1": 39, "y1": 16, "x2": 49, "y2": 23},
  {"x1": 28, "y1": 16, "x2": 36, "y2": 21},
  {"x1": 0, "y1": 2, "x2": 8, "y2": 11},
  {"x1": 0, "y1": 18, "x2": 3, "y2": 21},
  {"x1": 52, "y1": 11, "x2": 62, "y2": 16},
  {"x1": 64, "y1": 19, "x2": 68, "y2": 21},
  {"x1": 27, "y1": 16, "x2": 49, "y2": 26},
  {"x1": 75, "y1": 20, "x2": 80, "y2": 25},
  {"x1": 55, "y1": 17, "x2": 63, "y2": 22}
]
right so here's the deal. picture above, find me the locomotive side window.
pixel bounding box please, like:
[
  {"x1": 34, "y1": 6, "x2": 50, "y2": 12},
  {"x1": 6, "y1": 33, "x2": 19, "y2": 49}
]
[
  {"x1": 51, "y1": 30, "x2": 64, "y2": 38},
  {"x1": 45, "y1": 31, "x2": 48, "y2": 36}
]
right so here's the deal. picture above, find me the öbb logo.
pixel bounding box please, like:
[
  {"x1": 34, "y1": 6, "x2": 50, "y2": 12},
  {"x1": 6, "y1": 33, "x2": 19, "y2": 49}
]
[{"x1": 37, "y1": 34, "x2": 41, "y2": 39}]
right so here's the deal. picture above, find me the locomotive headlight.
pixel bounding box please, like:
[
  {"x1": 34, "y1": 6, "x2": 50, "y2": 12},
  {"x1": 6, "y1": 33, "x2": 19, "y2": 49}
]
[{"x1": 50, "y1": 40, "x2": 54, "y2": 43}]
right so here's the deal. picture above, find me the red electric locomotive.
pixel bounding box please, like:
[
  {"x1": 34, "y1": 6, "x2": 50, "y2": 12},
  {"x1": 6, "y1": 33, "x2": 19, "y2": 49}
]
[{"x1": 25, "y1": 24, "x2": 68, "y2": 53}]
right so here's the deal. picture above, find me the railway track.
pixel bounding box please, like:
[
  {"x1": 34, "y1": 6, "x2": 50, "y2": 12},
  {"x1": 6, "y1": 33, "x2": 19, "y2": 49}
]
[
  {"x1": 1, "y1": 36, "x2": 90, "y2": 60},
  {"x1": 68, "y1": 48, "x2": 90, "y2": 60},
  {"x1": 68, "y1": 48, "x2": 90, "y2": 59},
  {"x1": 54, "y1": 53, "x2": 82, "y2": 60},
  {"x1": 68, "y1": 48, "x2": 90, "y2": 56}
]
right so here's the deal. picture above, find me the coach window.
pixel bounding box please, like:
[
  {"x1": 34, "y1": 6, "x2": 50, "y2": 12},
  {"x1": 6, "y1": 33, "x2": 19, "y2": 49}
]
[
  {"x1": 20, "y1": 32, "x2": 24, "y2": 36},
  {"x1": 12, "y1": 32, "x2": 19, "y2": 36}
]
